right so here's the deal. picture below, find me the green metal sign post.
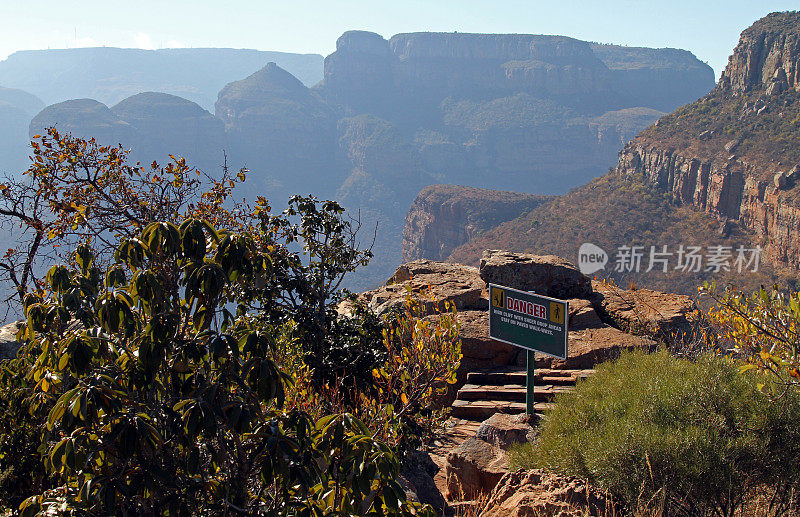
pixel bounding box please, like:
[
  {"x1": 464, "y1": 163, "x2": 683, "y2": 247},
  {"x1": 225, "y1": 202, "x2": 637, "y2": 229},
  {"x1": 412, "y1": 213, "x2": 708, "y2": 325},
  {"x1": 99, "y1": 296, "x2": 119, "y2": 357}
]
[{"x1": 488, "y1": 284, "x2": 569, "y2": 416}]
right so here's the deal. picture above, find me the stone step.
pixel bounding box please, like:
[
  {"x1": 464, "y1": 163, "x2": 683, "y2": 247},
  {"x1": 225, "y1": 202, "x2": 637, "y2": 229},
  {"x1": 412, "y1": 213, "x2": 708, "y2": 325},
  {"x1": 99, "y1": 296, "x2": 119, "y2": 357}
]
[
  {"x1": 456, "y1": 384, "x2": 573, "y2": 403},
  {"x1": 450, "y1": 399, "x2": 555, "y2": 421},
  {"x1": 465, "y1": 368, "x2": 595, "y2": 386}
]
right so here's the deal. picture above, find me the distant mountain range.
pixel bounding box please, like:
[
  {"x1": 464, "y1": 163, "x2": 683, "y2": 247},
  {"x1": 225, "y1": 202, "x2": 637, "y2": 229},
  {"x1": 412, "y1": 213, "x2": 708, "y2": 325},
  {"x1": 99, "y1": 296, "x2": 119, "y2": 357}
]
[
  {"x1": 407, "y1": 12, "x2": 800, "y2": 295},
  {"x1": 0, "y1": 47, "x2": 324, "y2": 109},
  {"x1": 0, "y1": 34, "x2": 715, "y2": 289}
]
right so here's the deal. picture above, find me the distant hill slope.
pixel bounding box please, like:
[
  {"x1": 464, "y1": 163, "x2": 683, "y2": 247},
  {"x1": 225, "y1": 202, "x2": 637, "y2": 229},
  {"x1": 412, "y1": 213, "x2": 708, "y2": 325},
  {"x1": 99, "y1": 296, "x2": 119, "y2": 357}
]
[
  {"x1": 0, "y1": 86, "x2": 44, "y2": 174},
  {"x1": 0, "y1": 47, "x2": 323, "y2": 110},
  {"x1": 446, "y1": 174, "x2": 789, "y2": 295},
  {"x1": 439, "y1": 11, "x2": 800, "y2": 294}
]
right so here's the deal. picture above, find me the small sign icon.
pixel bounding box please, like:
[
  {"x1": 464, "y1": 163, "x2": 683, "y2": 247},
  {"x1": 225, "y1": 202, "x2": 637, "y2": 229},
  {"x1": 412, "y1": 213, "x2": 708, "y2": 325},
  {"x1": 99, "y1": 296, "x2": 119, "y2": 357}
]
[
  {"x1": 550, "y1": 301, "x2": 564, "y2": 324},
  {"x1": 491, "y1": 287, "x2": 505, "y2": 308}
]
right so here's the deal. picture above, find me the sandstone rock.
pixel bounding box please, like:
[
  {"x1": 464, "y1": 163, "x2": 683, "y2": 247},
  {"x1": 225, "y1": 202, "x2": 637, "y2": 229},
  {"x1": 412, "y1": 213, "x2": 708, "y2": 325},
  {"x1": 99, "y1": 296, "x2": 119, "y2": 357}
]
[
  {"x1": 724, "y1": 139, "x2": 740, "y2": 152},
  {"x1": 400, "y1": 450, "x2": 447, "y2": 514},
  {"x1": 479, "y1": 250, "x2": 592, "y2": 299},
  {"x1": 590, "y1": 281, "x2": 698, "y2": 339},
  {"x1": 567, "y1": 298, "x2": 604, "y2": 331},
  {"x1": 720, "y1": 12, "x2": 800, "y2": 93},
  {"x1": 475, "y1": 413, "x2": 535, "y2": 449},
  {"x1": 457, "y1": 311, "x2": 515, "y2": 362},
  {"x1": 774, "y1": 171, "x2": 787, "y2": 189},
  {"x1": 0, "y1": 321, "x2": 23, "y2": 361},
  {"x1": 445, "y1": 437, "x2": 508, "y2": 501},
  {"x1": 352, "y1": 260, "x2": 488, "y2": 316},
  {"x1": 482, "y1": 469, "x2": 611, "y2": 517},
  {"x1": 552, "y1": 326, "x2": 656, "y2": 369},
  {"x1": 787, "y1": 165, "x2": 800, "y2": 182}
]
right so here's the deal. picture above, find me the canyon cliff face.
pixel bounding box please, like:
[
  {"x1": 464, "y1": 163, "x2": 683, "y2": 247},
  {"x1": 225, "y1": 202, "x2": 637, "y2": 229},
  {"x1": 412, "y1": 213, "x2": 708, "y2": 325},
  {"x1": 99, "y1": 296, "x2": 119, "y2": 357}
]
[
  {"x1": 616, "y1": 11, "x2": 800, "y2": 271},
  {"x1": 402, "y1": 185, "x2": 553, "y2": 262}
]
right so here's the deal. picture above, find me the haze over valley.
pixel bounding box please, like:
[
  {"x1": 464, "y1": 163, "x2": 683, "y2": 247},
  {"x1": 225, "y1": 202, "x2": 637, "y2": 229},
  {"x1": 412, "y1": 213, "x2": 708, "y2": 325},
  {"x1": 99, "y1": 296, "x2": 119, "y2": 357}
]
[{"x1": 0, "y1": 31, "x2": 715, "y2": 288}]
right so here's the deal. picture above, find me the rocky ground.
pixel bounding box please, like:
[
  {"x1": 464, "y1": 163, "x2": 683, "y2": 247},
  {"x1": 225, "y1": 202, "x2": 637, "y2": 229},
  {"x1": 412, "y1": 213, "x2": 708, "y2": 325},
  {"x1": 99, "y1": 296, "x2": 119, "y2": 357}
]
[{"x1": 348, "y1": 249, "x2": 700, "y2": 515}]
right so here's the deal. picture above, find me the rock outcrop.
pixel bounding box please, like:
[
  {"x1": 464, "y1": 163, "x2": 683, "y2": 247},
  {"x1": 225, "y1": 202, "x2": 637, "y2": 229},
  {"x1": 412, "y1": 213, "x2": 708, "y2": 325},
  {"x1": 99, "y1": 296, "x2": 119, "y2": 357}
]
[
  {"x1": 350, "y1": 252, "x2": 695, "y2": 384},
  {"x1": 479, "y1": 250, "x2": 593, "y2": 299},
  {"x1": 718, "y1": 12, "x2": 800, "y2": 94},
  {"x1": 0, "y1": 321, "x2": 22, "y2": 361},
  {"x1": 590, "y1": 280, "x2": 698, "y2": 339},
  {"x1": 402, "y1": 185, "x2": 553, "y2": 262},
  {"x1": 482, "y1": 469, "x2": 611, "y2": 516},
  {"x1": 614, "y1": 11, "x2": 800, "y2": 272},
  {"x1": 445, "y1": 436, "x2": 508, "y2": 500}
]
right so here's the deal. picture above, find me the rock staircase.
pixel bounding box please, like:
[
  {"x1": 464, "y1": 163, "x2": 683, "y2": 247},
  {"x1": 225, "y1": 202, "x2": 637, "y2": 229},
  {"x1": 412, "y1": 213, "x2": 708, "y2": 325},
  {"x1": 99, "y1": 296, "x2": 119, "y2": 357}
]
[{"x1": 451, "y1": 367, "x2": 594, "y2": 421}]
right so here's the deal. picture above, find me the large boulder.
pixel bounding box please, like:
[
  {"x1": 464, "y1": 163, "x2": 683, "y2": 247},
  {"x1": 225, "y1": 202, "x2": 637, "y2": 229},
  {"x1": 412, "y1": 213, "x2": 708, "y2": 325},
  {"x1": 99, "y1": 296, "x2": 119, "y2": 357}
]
[
  {"x1": 445, "y1": 437, "x2": 508, "y2": 501},
  {"x1": 0, "y1": 321, "x2": 22, "y2": 361},
  {"x1": 479, "y1": 250, "x2": 592, "y2": 299},
  {"x1": 352, "y1": 260, "x2": 488, "y2": 316},
  {"x1": 590, "y1": 280, "x2": 698, "y2": 339},
  {"x1": 482, "y1": 469, "x2": 611, "y2": 517},
  {"x1": 475, "y1": 413, "x2": 535, "y2": 449},
  {"x1": 512, "y1": 298, "x2": 656, "y2": 369}
]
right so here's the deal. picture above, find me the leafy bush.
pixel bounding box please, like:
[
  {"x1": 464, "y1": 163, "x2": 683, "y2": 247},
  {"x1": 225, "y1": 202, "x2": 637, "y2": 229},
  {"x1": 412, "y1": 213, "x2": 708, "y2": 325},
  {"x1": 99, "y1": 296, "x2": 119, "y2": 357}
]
[
  {"x1": 0, "y1": 130, "x2": 459, "y2": 515},
  {"x1": 278, "y1": 289, "x2": 462, "y2": 455},
  {"x1": 6, "y1": 219, "x2": 430, "y2": 516},
  {"x1": 703, "y1": 283, "x2": 800, "y2": 391},
  {"x1": 510, "y1": 350, "x2": 800, "y2": 516}
]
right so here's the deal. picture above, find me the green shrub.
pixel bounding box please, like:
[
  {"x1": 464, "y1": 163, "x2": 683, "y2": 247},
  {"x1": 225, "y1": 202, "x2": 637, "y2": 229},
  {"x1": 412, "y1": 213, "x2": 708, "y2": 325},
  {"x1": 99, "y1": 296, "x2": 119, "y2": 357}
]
[{"x1": 510, "y1": 350, "x2": 800, "y2": 516}]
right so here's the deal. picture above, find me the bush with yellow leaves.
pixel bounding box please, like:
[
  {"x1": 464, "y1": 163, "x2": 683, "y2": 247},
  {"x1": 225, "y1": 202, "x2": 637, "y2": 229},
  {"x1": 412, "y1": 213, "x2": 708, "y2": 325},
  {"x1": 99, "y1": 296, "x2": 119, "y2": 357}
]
[{"x1": 703, "y1": 283, "x2": 800, "y2": 392}]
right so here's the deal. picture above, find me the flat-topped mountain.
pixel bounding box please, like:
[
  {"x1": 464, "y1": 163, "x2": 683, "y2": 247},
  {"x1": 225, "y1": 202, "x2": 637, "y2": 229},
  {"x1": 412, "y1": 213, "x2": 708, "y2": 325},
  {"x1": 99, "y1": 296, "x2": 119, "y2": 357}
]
[
  {"x1": 0, "y1": 47, "x2": 324, "y2": 110},
  {"x1": 18, "y1": 31, "x2": 715, "y2": 290},
  {"x1": 415, "y1": 12, "x2": 800, "y2": 294},
  {"x1": 321, "y1": 31, "x2": 713, "y2": 117}
]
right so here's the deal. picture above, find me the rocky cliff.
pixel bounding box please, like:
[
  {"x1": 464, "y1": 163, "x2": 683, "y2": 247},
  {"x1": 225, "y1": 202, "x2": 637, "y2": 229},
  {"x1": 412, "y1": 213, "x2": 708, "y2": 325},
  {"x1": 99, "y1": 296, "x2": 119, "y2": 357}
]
[
  {"x1": 615, "y1": 11, "x2": 800, "y2": 271},
  {"x1": 435, "y1": 12, "x2": 800, "y2": 295},
  {"x1": 402, "y1": 185, "x2": 553, "y2": 262}
]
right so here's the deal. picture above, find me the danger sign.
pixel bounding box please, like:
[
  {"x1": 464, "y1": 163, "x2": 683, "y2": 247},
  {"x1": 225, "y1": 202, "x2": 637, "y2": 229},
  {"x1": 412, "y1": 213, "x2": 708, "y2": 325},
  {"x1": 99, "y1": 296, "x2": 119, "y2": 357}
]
[{"x1": 488, "y1": 283, "x2": 569, "y2": 359}]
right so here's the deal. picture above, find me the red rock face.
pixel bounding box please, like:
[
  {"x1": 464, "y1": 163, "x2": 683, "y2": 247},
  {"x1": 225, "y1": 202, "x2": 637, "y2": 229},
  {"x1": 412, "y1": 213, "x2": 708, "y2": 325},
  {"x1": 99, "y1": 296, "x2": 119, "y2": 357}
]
[
  {"x1": 616, "y1": 143, "x2": 800, "y2": 271},
  {"x1": 719, "y1": 12, "x2": 800, "y2": 94},
  {"x1": 613, "y1": 12, "x2": 800, "y2": 273}
]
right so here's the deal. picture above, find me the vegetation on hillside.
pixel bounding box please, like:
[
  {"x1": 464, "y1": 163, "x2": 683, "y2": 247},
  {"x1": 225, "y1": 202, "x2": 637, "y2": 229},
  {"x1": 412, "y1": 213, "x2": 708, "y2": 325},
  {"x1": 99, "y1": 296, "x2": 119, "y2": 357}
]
[
  {"x1": 448, "y1": 172, "x2": 791, "y2": 295},
  {"x1": 637, "y1": 89, "x2": 800, "y2": 183}
]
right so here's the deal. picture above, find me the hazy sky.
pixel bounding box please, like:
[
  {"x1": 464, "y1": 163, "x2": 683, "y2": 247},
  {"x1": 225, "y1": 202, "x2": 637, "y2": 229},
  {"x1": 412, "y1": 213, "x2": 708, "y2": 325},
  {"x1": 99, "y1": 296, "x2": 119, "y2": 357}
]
[{"x1": 1, "y1": 1, "x2": 797, "y2": 78}]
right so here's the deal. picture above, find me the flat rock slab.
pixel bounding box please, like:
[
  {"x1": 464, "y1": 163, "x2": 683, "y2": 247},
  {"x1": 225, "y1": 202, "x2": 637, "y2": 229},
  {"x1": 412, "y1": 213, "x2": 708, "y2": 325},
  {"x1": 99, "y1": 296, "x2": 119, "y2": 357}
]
[
  {"x1": 479, "y1": 250, "x2": 592, "y2": 299},
  {"x1": 482, "y1": 469, "x2": 612, "y2": 516}
]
